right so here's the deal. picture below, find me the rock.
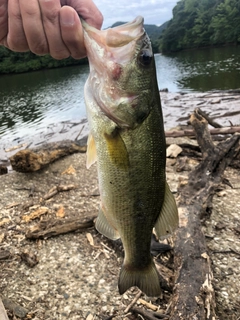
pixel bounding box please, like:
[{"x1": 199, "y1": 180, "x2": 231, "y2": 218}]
[{"x1": 166, "y1": 144, "x2": 183, "y2": 158}]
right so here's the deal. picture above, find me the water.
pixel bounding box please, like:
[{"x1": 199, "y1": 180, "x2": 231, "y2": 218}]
[
  {"x1": 155, "y1": 46, "x2": 240, "y2": 92},
  {"x1": 0, "y1": 65, "x2": 89, "y2": 141},
  {"x1": 0, "y1": 46, "x2": 240, "y2": 144}
]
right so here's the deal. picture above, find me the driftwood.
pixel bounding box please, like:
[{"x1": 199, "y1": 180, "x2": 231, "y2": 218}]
[
  {"x1": 10, "y1": 140, "x2": 87, "y2": 172},
  {"x1": 0, "y1": 297, "x2": 9, "y2": 320},
  {"x1": 132, "y1": 306, "x2": 168, "y2": 320},
  {"x1": 169, "y1": 108, "x2": 240, "y2": 319},
  {"x1": 25, "y1": 216, "x2": 96, "y2": 239},
  {"x1": 0, "y1": 165, "x2": 8, "y2": 175},
  {"x1": 196, "y1": 108, "x2": 222, "y2": 128},
  {"x1": 165, "y1": 126, "x2": 240, "y2": 138},
  {"x1": 8, "y1": 120, "x2": 239, "y2": 173},
  {"x1": 42, "y1": 184, "x2": 77, "y2": 200},
  {"x1": 1, "y1": 297, "x2": 28, "y2": 319}
]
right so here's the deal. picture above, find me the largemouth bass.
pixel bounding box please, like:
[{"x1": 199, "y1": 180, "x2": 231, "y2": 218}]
[{"x1": 82, "y1": 16, "x2": 178, "y2": 297}]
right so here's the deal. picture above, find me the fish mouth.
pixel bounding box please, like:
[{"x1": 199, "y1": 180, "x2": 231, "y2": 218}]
[
  {"x1": 82, "y1": 16, "x2": 145, "y2": 48},
  {"x1": 82, "y1": 16, "x2": 146, "y2": 129}
]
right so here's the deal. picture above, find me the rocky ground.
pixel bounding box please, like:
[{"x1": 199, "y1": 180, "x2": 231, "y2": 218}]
[
  {"x1": 0, "y1": 91, "x2": 240, "y2": 319},
  {"x1": 0, "y1": 149, "x2": 239, "y2": 320}
]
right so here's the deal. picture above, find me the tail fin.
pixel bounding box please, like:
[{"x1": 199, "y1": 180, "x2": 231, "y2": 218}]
[{"x1": 118, "y1": 261, "x2": 161, "y2": 297}]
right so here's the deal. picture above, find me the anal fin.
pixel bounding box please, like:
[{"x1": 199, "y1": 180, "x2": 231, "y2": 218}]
[
  {"x1": 95, "y1": 205, "x2": 120, "y2": 240},
  {"x1": 154, "y1": 181, "x2": 179, "y2": 239}
]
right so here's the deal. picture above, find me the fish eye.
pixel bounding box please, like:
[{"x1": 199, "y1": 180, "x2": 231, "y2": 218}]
[{"x1": 138, "y1": 49, "x2": 153, "y2": 66}]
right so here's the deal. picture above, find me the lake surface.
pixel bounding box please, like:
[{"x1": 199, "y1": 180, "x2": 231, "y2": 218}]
[{"x1": 0, "y1": 46, "x2": 240, "y2": 146}]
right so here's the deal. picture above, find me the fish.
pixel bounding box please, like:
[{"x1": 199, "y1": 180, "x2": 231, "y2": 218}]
[{"x1": 82, "y1": 16, "x2": 178, "y2": 297}]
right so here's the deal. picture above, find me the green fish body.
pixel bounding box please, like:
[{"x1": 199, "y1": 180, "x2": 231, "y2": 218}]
[{"x1": 83, "y1": 16, "x2": 178, "y2": 297}]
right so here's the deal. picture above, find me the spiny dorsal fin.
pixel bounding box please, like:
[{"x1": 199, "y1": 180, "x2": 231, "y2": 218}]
[
  {"x1": 86, "y1": 133, "x2": 97, "y2": 169},
  {"x1": 154, "y1": 181, "x2": 179, "y2": 239}
]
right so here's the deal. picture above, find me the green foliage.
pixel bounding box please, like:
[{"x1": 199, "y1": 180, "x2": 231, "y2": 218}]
[
  {"x1": 0, "y1": 20, "x2": 169, "y2": 74},
  {"x1": 161, "y1": 0, "x2": 240, "y2": 52},
  {"x1": 0, "y1": 47, "x2": 87, "y2": 74}
]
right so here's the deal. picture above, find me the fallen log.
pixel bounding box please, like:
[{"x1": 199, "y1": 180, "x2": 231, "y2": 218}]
[
  {"x1": 25, "y1": 216, "x2": 96, "y2": 239},
  {"x1": 169, "y1": 108, "x2": 240, "y2": 319},
  {"x1": 165, "y1": 126, "x2": 240, "y2": 138},
  {"x1": 10, "y1": 139, "x2": 87, "y2": 172},
  {"x1": 8, "y1": 124, "x2": 239, "y2": 172}
]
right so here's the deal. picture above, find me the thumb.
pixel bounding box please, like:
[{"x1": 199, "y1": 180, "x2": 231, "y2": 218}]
[
  {"x1": 62, "y1": 0, "x2": 103, "y2": 29},
  {"x1": 60, "y1": 5, "x2": 86, "y2": 59}
]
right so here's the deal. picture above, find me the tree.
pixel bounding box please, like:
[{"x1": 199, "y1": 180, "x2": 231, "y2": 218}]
[
  {"x1": 161, "y1": 0, "x2": 240, "y2": 52},
  {"x1": 0, "y1": 47, "x2": 87, "y2": 74}
]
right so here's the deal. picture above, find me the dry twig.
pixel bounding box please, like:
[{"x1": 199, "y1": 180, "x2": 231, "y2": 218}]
[
  {"x1": 124, "y1": 290, "x2": 142, "y2": 313},
  {"x1": 138, "y1": 299, "x2": 159, "y2": 311},
  {"x1": 43, "y1": 184, "x2": 77, "y2": 200}
]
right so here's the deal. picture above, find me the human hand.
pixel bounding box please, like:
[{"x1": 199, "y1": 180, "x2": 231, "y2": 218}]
[{"x1": 0, "y1": 0, "x2": 103, "y2": 59}]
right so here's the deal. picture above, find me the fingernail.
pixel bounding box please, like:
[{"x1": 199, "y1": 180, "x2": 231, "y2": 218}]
[{"x1": 61, "y1": 10, "x2": 75, "y2": 26}]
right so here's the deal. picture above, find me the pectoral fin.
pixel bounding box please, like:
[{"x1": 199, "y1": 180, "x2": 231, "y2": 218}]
[
  {"x1": 86, "y1": 133, "x2": 97, "y2": 169},
  {"x1": 95, "y1": 205, "x2": 120, "y2": 240},
  {"x1": 104, "y1": 129, "x2": 129, "y2": 169},
  {"x1": 154, "y1": 181, "x2": 178, "y2": 239}
]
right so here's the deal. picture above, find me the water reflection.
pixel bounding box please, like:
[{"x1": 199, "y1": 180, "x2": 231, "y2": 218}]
[
  {"x1": 167, "y1": 46, "x2": 240, "y2": 91},
  {"x1": 0, "y1": 46, "x2": 240, "y2": 142},
  {"x1": 0, "y1": 65, "x2": 89, "y2": 139}
]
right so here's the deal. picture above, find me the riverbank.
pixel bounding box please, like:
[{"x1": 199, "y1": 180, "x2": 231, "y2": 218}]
[
  {"x1": 0, "y1": 146, "x2": 239, "y2": 319},
  {"x1": 0, "y1": 91, "x2": 240, "y2": 319},
  {"x1": 1, "y1": 90, "x2": 240, "y2": 171}
]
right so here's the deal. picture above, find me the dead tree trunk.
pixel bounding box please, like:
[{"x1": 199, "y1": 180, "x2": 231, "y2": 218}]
[{"x1": 169, "y1": 109, "x2": 240, "y2": 320}]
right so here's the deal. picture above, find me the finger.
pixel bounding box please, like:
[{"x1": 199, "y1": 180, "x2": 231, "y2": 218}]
[
  {"x1": 19, "y1": 0, "x2": 49, "y2": 55},
  {"x1": 60, "y1": 6, "x2": 86, "y2": 59},
  {"x1": 38, "y1": 0, "x2": 70, "y2": 59},
  {"x1": 62, "y1": 0, "x2": 103, "y2": 29},
  {"x1": 0, "y1": 0, "x2": 8, "y2": 45},
  {"x1": 6, "y1": 0, "x2": 29, "y2": 51}
]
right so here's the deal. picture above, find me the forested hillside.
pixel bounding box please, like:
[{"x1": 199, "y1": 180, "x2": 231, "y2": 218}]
[
  {"x1": 0, "y1": 47, "x2": 87, "y2": 74},
  {"x1": 161, "y1": 0, "x2": 240, "y2": 52},
  {"x1": 0, "y1": 21, "x2": 168, "y2": 74}
]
